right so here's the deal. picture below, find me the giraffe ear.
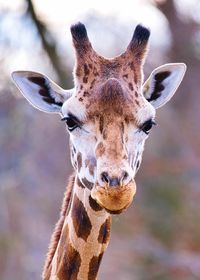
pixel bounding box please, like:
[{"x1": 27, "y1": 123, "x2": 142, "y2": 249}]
[
  {"x1": 143, "y1": 63, "x2": 186, "y2": 109},
  {"x1": 11, "y1": 71, "x2": 73, "y2": 113}
]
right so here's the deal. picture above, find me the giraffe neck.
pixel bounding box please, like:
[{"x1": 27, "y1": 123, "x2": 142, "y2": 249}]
[{"x1": 43, "y1": 175, "x2": 111, "y2": 280}]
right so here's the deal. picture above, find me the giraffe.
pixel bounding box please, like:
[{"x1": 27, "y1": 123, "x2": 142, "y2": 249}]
[{"x1": 12, "y1": 22, "x2": 186, "y2": 280}]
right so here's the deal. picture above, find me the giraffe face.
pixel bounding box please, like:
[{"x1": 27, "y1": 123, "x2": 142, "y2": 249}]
[
  {"x1": 12, "y1": 22, "x2": 186, "y2": 213},
  {"x1": 61, "y1": 76, "x2": 155, "y2": 213}
]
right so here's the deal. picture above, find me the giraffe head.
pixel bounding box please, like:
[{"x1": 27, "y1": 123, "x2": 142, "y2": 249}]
[{"x1": 12, "y1": 23, "x2": 186, "y2": 214}]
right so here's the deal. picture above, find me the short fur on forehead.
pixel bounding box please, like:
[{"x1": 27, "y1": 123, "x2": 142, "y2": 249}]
[
  {"x1": 85, "y1": 79, "x2": 138, "y2": 124},
  {"x1": 98, "y1": 79, "x2": 127, "y2": 107}
]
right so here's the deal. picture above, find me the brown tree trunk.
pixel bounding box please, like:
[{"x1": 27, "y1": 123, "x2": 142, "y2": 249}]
[
  {"x1": 155, "y1": 0, "x2": 200, "y2": 111},
  {"x1": 25, "y1": 0, "x2": 73, "y2": 88}
]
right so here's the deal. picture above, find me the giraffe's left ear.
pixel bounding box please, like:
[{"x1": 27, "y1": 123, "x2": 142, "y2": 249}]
[
  {"x1": 11, "y1": 71, "x2": 73, "y2": 113},
  {"x1": 143, "y1": 63, "x2": 186, "y2": 109}
]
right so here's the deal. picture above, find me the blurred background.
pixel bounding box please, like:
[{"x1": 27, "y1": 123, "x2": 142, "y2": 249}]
[{"x1": 0, "y1": 0, "x2": 200, "y2": 279}]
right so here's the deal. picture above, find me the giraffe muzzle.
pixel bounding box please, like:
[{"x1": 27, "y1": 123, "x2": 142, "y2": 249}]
[{"x1": 91, "y1": 180, "x2": 136, "y2": 213}]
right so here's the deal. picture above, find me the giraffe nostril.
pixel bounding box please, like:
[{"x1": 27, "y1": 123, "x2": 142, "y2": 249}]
[
  {"x1": 100, "y1": 171, "x2": 130, "y2": 187},
  {"x1": 101, "y1": 172, "x2": 120, "y2": 186},
  {"x1": 122, "y1": 171, "x2": 128, "y2": 181},
  {"x1": 101, "y1": 172, "x2": 109, "y2": 184}
]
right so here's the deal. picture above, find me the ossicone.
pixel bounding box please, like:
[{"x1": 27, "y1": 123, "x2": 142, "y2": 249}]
[
  {"x1": 130, "y1": 24, "x2": 150, "y2": 47},
  {"x1": 70, "y1": 22, "x2": 88, "y2": 42},
  {"x1": 70, "y1": 22, "x2": 94, "y2": 58},
  {"x1": 127, "y1": 24, "x2": 151, "y2": 63}
]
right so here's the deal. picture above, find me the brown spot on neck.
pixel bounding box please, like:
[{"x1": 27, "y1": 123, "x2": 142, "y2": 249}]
[
  {"x1": 88, "y1": 253, "x2": 104, "y2": 280},
  {"x1": 98, "y1": 217, "x2": 111, "y2": 244},
  {"x1": 57, "y1": 241, "x2": 81, "y2": 280},
  {"x1": 71, "y1": 194, "x2": 92, "y2": 241},
  {"x1": 89, "y1": 195, "x2": 103, "y2": 212}
]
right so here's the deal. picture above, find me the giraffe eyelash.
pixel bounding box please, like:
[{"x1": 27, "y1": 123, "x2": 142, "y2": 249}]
[
  {"x1": 61, "y1": 115, "x2": 81, "y2": 132},
  {"x1": 140, "y1": 119, "x2": 157, "y2": 135}
]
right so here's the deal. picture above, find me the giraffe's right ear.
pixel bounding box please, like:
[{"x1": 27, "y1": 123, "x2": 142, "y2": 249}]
[
  {"x1": 11, "y1": 71, "x2": 73, "y2": 113},
  {"x1": 142, "y1": 63, "x2": 186, "y2": 109}
]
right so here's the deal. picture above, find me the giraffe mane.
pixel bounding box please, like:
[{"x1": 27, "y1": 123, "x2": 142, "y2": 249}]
[{"x1": 42, "y1": 174, "x2": 75, "y2": 279}]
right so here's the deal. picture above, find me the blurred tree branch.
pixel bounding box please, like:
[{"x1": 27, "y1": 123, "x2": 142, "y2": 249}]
[
  {"x1": 155, "y1": 0, "x2": 199, "y2": 61},
  {"x1": 25, "y1": 0, "x2": 72, "y2": 88},
  {"x1": 153, "y1": 0, "x2": 200, "y2": 112}
]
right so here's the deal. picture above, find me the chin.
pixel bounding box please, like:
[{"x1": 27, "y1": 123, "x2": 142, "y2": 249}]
[{"x1": 91, "y1": 180, "x2": 136, "y2": 214}]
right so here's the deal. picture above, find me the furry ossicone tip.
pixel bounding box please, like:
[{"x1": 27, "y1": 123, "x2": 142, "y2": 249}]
[
  {"x1": 70, "y1": 22, "x2": 88, "y2": 41},
  {"x1": 131, "y1": 24, "x2": 150, "y2": 45}
]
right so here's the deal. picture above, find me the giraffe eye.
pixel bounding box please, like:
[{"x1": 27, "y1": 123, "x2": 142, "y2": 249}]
[
  {"x1": 61, "y1": 115, "x2": 80, "y2": 132},
  {"x1": 66, "y1": 117, "x2": 79, "y2": 131},
  {"x1": 140, "y1": 119, "x2": 156, "y2": 135}
]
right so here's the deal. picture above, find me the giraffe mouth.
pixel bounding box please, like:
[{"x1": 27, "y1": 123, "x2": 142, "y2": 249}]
[{"x1": 91, "y1": 180, "x2": 136, "y2": 214}]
